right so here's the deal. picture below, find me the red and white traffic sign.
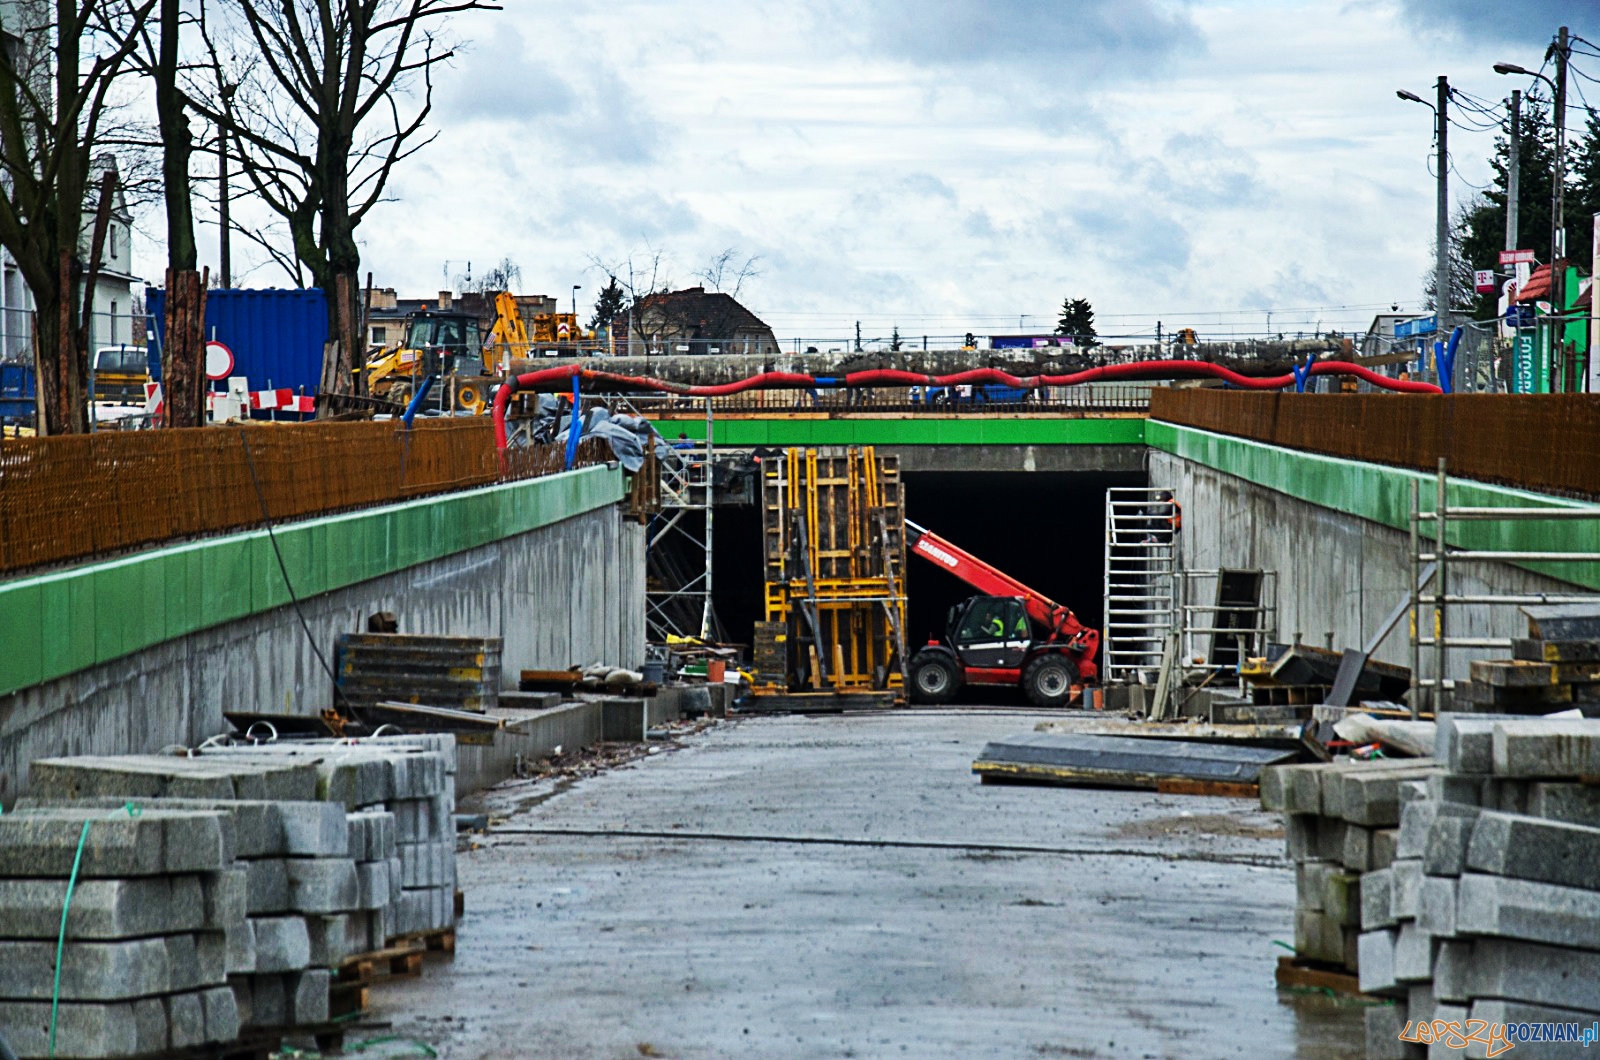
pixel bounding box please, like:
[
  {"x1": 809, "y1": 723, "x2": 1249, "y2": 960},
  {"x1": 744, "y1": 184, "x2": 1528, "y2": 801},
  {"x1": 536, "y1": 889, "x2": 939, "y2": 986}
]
[
  {"x1": 1474, "y1": 269, "x2": 1497, "y2": 293},
  {"x1": 1499, "y1": 249, "x2": 1536, "y2": 265},
  {"x1": 204, "y1": 340, "x2": 235, "y2": 380}
]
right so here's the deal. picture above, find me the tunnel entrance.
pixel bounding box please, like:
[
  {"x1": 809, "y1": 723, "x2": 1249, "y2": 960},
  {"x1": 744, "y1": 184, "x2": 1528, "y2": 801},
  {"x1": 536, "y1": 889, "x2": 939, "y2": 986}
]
[{"x1": 708, "y1": 467, "x2": 1147, "y2": 698}]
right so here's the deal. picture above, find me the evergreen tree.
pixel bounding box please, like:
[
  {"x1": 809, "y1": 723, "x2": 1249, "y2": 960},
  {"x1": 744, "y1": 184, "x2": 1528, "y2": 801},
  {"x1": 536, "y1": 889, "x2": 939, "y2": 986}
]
[
  {"x1": 1452, "y1": 91, "x2": 1583, "y2": 320},
  {"x1": 1054, "y1": 297, "x2": 1098, "y2": 347},
  {"x1": 890, "y1": 326, "x2": 903, "y2": 351},
  {"x1": 589, "y1": 275, "x2": 628, "y2": 330}
]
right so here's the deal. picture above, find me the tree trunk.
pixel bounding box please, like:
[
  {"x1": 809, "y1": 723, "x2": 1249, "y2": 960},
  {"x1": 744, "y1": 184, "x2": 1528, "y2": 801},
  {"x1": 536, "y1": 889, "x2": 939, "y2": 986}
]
[{"x1": 162, "y1": 268, "x2": 206, "y2": 427}]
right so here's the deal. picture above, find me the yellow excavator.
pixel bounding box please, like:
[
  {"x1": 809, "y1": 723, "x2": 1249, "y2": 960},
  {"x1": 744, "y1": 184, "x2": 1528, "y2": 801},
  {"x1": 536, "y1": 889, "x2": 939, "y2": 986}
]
[{"x1": 364, "y1": 293, "x2": 593, "y2": 414}]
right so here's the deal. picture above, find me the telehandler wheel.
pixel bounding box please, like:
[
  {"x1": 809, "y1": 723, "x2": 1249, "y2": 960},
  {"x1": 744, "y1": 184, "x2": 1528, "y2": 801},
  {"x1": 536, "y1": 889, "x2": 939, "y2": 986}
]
[
  {"x1": 908, "y1": 650, "x2": 961, "y2": 705},
  {"x1": 1022, "y1": 654, "x2": 1077, "y2": 707}
]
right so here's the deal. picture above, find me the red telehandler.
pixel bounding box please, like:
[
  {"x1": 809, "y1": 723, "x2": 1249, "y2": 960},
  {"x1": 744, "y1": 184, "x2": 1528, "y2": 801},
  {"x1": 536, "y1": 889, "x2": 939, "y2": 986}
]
[{"x1": 904, "y1": 520, "x2": 1100, "y2": 706}]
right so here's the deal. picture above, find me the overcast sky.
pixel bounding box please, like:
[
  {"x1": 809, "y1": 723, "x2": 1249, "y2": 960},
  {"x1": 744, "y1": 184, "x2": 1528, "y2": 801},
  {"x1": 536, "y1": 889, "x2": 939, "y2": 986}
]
[{"x1": 148, "y1": 0, "x2": 1592, "y2": 346}]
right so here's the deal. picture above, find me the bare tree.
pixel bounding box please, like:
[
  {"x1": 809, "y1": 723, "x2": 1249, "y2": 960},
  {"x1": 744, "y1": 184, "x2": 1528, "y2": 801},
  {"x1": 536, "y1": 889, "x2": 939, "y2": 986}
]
[
  {"x1": 464, "y1": 255, "x2": 519, "y2": 295},
  {"x1": 587, "y1": 245, "x2": 673, "y2": 355},
  {"x1": 0, "y1": 0, "x2": 156, "y2": 434},
  {"x1": 695, "y1": 246, "x2": 760, "y2": 298},
  {"x1": 190, "y1": 0, "x2": 495, "y2": 410}
]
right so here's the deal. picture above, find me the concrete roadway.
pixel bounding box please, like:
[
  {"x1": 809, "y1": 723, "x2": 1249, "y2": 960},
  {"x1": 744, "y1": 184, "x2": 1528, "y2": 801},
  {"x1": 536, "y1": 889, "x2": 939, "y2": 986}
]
[{"x1": 375, "y1": 710, "x2": 1364, "y2": 1059}]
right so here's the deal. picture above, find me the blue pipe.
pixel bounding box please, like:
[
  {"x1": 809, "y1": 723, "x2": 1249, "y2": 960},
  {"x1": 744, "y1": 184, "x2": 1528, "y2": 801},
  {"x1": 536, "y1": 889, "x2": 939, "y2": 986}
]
[
  {"x1": 1435, "y1": 326, "x2": 1462, "y2": 394},
  {"x1": 402, "y1": 375, "x2": 435, "y2": 428},
  {"x1": 563, "y1": 374, "x2": 582, "y2": 470}
]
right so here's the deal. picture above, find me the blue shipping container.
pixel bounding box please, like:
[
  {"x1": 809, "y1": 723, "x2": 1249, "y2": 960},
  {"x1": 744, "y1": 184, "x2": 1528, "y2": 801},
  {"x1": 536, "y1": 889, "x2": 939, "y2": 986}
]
[{"x1": 146, "y1": 288, "x2": 328, "y2": 402}]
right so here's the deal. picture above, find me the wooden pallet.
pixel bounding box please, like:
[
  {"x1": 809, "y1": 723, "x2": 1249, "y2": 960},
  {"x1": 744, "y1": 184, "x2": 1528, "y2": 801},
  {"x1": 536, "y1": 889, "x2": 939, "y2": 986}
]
[
  {"x1": 338, "y1": 940, "x2": 427, "y2": 984},
  {"x1": 1154, "y1": 778, "x2": 1260, "y2": 798},
  {"x1": 1274, "y1": 956, "x2": 1379, "y2": 999},
  {"x1": 392, "y1": 925, "x2": 457, "y2": 955}
]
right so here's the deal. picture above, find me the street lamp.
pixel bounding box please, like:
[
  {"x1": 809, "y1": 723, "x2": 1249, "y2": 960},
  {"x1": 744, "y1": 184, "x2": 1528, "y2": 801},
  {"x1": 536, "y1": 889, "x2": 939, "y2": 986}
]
[
  {"x1": 1397, "y1": 80, "x2": 1451, "y2": 338},
  {"x1": 1497, "y1": 42, "x2": 1570, "y2": 388},
  {"x1": 571, "y1": 285, "x2": 581, "y2": 320}
]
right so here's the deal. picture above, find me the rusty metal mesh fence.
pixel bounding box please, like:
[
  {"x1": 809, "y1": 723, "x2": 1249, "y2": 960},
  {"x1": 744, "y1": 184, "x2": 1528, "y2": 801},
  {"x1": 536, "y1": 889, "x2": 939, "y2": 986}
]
[
  {"x1": 0, "y1": 420, "x2": 611, "y2": 574},
  {"x1": 1150, "y1": 389, "x2": 1600, "y2": 498}
]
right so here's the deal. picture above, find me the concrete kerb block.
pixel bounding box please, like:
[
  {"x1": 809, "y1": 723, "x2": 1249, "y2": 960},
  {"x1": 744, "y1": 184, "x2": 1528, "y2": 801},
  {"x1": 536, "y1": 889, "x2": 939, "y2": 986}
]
[
  {"x1": 1295, "y1": 909, "x2": 1344, "y2": 964},
  {"x1": 1342, "y1": 825, "x2": 1375, "y2": 871},
  {"x1": 1428, "y1": 1004, "x2": 1470, "y2": 1060},
  {"x1": 0, "y1": 876, "x2": 205, "y2": 939},
  {"x1": 1491, "y1": 718, "x2": 1600, "y2": 777},
  {"x1": 1364, "y1": 1002, "x2": 1410, "y2": 1059},
  {"x1": 1285, "y1": 815, "x2": 1318, "y2": 861},
  {"x1": 245, "y1": 973, "x2": 285, "y2": 1027},
  {"x1": 166, "y1": 988, "x2": 206, "y2": 1050},
  {"x1": 285, "y1": 857, "x2": 359, "y2": 914},
  {"x1": 0, "y1": 997, "x2": 158, "y2": 1057},
  {"x1": 280, "y1": 802, "x2": 350, "y2": 857},
  {"x1": 1373, "y1": 828, "x2": 1400, "y2": 870},
  {"x1": 0, "y1": 936, "x2": 175, "y2": 1001},
  {"x1": 357, "y1": 860, "x2": 391, "y2": 910},
  {"x1": 202, "y1": 985, "x2": 241, "y2": 1045},
  {"x1": 1456, "y1": 872, "x2": 1600, "y2": 949},
  {"x1": 245, "y1": 858, "x2": 289, "y2": 914},
  {"x1": 1358, "y1": 928, "x2": 1401, "y2": 996},
  {"x1": 1323, "y1": 870, "x2": 1362, "y2": 926},
  {"x1": 1468, "y1": 1000, "x2": 1600, "y2": 1059},
  {"x1": 289, "y1": 969, "x2": 331, "y2": 1025},
  {"x1": 1417, "y1": 876, "x2": 1458, "y2": 938},
  {"x1": 1392, "y1": 859, "x2": 1424, "y2": 920},
  {"x1": 1315, "y1": 819, "x2": 1349, "y2": 864},
  {"x1": 346, "y1": 811, "x2": 397, "y2": 862},
  {"x1": 1362, "y1": 867, "x2": 1397, "y2": 931},
  {"x1": 1261, "y1": 763, "x2": 1320, "y2": 813},
  {"x1": 305, "y1": 914, "x2": 353, "y2": 967},
  {"x1": 1434, "y1": 716, "x2": 1504, "y2": 774},
  {"x1": 249, "y1": 916, "x2": 311, "y2": 973},
  {"x1": 1528, "y1": 781, "x2": 1600, "y2": 826},
  {"x1": 1423, "y1": 812, "x2": 1479, "y2": 877},
  {"x1": 1393, "y1": 920, "x2": 1437, "y2": 982},
  {"x1": 1397, "y1": 802, "x2": 1438, "y2": 860},
  {"x1": 1432, "y1": 939, "x2": 1474, "y2": 1002},
  {"x1": 1333, "y1": 766, "x2": 1442, "y2": 827},
  {"x1": 1427, "y1": 772, "x2": 1485, "y2": 808},
  {"x1": 1466, "y1": 811, "x2": 1600, "y2": 890},
  {"x1": 0, "y1": 809, "x2": 229, "y2": 878},
  {"x1": 1467, "y1": 936, "x2": 1600, "y2": 1013}
]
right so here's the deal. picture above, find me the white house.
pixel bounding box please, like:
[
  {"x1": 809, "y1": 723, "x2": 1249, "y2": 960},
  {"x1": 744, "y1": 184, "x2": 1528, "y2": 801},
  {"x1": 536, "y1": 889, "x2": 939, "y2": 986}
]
[{"x1": 83, "y1": 153, "x2": 141, "y2": 354}]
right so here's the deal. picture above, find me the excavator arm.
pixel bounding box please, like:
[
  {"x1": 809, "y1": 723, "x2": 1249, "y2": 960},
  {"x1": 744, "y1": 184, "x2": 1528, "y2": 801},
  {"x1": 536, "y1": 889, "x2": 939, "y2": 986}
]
[{"x1": 905, "y1": 520, "x2": 1099, "y2": 673}]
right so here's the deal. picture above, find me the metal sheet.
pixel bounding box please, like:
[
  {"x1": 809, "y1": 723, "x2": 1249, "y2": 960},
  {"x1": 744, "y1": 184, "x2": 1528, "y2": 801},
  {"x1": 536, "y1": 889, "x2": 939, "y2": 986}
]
[
  {"x1": 973, "y1": 731, "x2": 1299, "y2": 788},
  {"x1": 147, "y1": 287, "x2": 328, "y2": 399}
]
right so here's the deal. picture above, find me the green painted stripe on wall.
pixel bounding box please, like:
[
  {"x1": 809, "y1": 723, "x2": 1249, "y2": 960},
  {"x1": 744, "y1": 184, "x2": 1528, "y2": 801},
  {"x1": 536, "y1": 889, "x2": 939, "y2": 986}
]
[
  {"x1": 0, "y1": 466, "x2": 624, "y2": 698},
  {"x1": 1148, "y1": 420, "x2": 1600, "y2": 591},
  {"x1": 663, "y1": 416, "x2": 1148, "y2": 447}
]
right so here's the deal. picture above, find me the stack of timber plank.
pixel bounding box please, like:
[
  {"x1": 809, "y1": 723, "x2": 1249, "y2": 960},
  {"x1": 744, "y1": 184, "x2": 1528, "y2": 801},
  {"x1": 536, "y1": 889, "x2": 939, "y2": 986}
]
[
  {"x1": 7, "y1": 734, "x2": 458, "y2": 1056},
  {"x1": 1449, "y1": 605, "x2": 1600, "y2": 717},
  {"x1": 1260, "y1": 757, "x2": 1441, "y2": 986},
  {"x1": 1359, "y1": 716, "x2": 1600, "y2": 1059},
  {"x1": 0, "y1": 807, "x2": 243, "y2": 1058}
]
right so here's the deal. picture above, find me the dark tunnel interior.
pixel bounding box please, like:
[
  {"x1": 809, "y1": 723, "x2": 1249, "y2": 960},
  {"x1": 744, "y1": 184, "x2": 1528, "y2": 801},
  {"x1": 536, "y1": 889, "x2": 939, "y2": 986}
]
[{"x1": 707, "y1": 469, "x2": 1147, "y2": 696}]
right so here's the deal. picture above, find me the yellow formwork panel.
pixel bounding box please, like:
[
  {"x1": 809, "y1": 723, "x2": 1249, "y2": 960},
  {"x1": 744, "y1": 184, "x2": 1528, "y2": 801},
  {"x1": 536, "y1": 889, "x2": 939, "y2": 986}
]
[{"x1": 757, "y1": 446, "x2": 907, "y2": 696}]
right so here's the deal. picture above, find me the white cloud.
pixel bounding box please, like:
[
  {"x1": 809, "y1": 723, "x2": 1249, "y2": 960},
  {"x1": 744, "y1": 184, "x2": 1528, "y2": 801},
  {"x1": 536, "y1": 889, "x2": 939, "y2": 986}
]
[{"x1": 134, "y1": 0, "x2": 1576, "y2": 344}]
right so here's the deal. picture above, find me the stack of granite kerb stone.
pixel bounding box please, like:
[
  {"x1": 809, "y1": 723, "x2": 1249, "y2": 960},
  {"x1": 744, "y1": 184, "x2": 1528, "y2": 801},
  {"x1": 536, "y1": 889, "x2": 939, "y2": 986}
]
[
  {"x1": 15, "y1": 735, "x2": 457, "y2": 1048},
  {"x1": 1260, "y1": 757, "x2": 1442, "y2": 979},
  {"x1": 0, "y1": 806, "x2": 242, "y2": 1058},
  {"x1": 198, "y1": 735, "x2": 458, "y2": 939},
  {"x1": 1357, "y1": 716, "x2": 1600, "y2": 1060}
]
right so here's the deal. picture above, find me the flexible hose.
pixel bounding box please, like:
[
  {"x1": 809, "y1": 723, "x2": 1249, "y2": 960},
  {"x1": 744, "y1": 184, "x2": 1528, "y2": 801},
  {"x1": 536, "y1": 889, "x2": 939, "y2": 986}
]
[
  {"x1": 50, "y1": 803, "x2": 142, "y2": 1058},
  {"x1": 490, "y1": 358, "x2": 1442, "y2": 449}
]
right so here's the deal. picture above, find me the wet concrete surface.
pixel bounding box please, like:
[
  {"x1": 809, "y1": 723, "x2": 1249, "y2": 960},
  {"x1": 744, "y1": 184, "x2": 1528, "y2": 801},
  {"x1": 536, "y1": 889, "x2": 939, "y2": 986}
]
[{"x1": 373, "y1": 710, "x2": 1366, "y2": 1059}]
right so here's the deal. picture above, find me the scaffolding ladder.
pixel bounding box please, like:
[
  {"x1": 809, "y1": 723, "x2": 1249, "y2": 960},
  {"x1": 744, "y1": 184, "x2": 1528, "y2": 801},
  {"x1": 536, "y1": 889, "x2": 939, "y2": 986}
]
[
  {"x1": 1103, "y1": 488, "x2": 1179, "y2": 683},
  {"x1": 1407, "y1": 457, "x2": 1600, "y2": 716}
]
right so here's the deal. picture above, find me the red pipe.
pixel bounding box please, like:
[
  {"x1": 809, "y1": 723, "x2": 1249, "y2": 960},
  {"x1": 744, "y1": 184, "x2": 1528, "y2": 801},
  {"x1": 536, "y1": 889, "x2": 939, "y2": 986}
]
[{"x1": 492, "y1": 359, "x2": 1442, "y2": 449}]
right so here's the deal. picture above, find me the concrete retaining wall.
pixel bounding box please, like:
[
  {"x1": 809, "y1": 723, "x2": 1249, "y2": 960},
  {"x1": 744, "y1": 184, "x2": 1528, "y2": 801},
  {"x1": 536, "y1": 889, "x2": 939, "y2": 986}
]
[
  {"x1": 1150, "y1": 450, "x2": 1584, "y2": 679},
  {"x1": 0, "y1": 501, "x2": 644, "y2": 802}
]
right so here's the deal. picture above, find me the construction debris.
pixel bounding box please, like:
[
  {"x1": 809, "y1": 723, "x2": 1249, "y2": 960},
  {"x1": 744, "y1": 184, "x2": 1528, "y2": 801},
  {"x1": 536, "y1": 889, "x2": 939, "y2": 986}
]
[
  {"x1": 972, "y1": 731, "x2": 1299, "y2": 794},
  {"x1": 2, "y1": 736, "x2": 458, "y2": 1058}
]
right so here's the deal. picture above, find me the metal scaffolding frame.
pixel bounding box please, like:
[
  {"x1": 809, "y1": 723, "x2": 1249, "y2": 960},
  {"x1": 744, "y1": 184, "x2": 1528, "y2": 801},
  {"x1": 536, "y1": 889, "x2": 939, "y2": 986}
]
[
  {"x1": 1408, "y1": 457, "x2": 1600, "y2": 717},
  {"x1": 645, "y1": 401, "x2": 719, "y2": 643}
]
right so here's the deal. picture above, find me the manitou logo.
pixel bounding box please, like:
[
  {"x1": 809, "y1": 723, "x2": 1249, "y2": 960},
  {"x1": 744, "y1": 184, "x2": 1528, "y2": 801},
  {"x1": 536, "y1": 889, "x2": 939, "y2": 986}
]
[{"x1": 916, "y1": 540, "x2": 960, "y2": 569}]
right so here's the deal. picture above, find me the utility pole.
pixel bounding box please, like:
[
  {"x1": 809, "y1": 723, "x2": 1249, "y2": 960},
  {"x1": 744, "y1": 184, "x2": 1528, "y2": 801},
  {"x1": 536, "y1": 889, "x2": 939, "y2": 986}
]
[
  {"x1": 1505, "y1": 89, "x2": 1520, "y2": 251},
  {"x1": 854, "y1": 320, "x2": 862, "y2": 352},
  {"x1": 1435, "y1": 75, "x2": 1451, "y2": 335},
  {"x1": 1551, "y1": 26, "x2": 1570, "y2": 389}
]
